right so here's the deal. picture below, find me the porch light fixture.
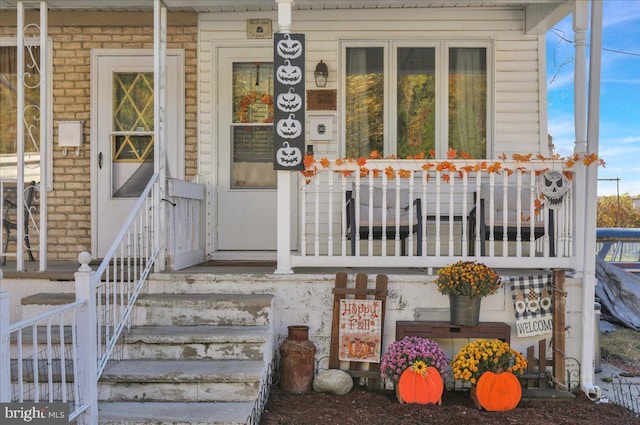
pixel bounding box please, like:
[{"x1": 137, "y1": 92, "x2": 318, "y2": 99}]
[{"x1": 314, "y1": 60, "x2": 328, "y2": 88}]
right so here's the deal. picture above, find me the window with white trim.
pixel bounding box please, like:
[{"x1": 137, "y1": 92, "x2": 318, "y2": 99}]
[{"x1": 342, "y1": 41, "x2": 491, "y2": 159}]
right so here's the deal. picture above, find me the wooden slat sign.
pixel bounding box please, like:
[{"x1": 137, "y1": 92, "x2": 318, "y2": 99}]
[
  {"x1": 273, "y1": 33, "x2": 305, "y2": 170},
  {"x1": 338, "y1": 299, "x2": 382, "y2": 363}
]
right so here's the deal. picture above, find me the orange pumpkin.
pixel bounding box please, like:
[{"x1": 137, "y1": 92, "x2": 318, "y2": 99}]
[
  {"x1": 475, "y1": 371, "x2": 522, "y2": 411},
  {"x1": 398, "y1": 366, "x2": 443, "y2": 405}
]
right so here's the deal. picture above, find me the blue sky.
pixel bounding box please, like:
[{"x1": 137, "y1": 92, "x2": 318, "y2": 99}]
[{"x1": 546, "y1": 0, "x2": 640, "y2": 197}]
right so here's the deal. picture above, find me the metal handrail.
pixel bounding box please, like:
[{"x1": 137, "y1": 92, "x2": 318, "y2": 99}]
[{"x1": 93, "y1": 173, "x2": 161, "y2": 377}]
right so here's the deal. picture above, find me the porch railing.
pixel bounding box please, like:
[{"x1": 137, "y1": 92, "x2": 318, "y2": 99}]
[
  {"x1": 166, "y1": 177, "x2": 206, "y2": 271},
  {"x1": 0, "y1": 274, "x2": 90, "y2": 421},
  {"x1": 292, "y1": 159, "x2": 574, "y2": 270}
]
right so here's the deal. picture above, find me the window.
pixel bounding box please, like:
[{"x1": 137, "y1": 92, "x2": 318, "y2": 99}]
[
  {"x1": 0, "y1": 45, "x2": 41, "y2": 155},
  {"x1": 230, "y1": 61, "x2": 275, "y2": 188},
  {"x1": 342, "y1": 41, "x2": 490, "y2": 159}
]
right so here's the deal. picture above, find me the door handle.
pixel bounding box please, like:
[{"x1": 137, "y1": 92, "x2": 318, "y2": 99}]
[{"x1": 98, "y1": 152, "x2": 103, "y2": 169}]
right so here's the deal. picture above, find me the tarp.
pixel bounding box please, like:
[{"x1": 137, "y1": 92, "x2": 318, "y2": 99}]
[{"x1": 595, "y1": 255, "x2": 640, "y2": 330}]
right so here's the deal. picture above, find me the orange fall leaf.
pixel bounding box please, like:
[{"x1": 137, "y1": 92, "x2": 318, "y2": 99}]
[
  {"x1": 385, "y1": 166, "x2": 395, "y2": 178},
  {"x1": 303, "y1": 154, "x2": 315, "y2": 169}
]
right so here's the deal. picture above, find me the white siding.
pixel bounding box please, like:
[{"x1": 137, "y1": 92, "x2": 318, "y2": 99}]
[
  {"x1": 198, "y1": 8, "x2": 544, "y2": 177},
  {"x1": 197, "y1": 7, "x2": 547, "y2": 254}
]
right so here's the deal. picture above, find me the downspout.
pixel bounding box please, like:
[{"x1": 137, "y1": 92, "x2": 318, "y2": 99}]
[{"x1": 581, "y1": 0, "x2": 603, "y2": 400}]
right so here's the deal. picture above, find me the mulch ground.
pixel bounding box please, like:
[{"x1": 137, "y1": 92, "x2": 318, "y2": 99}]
[{"x1": 260, "y1": 386, "x2": 640, "y2": 425}]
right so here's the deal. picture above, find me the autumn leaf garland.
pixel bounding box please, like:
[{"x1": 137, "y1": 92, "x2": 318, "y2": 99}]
[{"x1": 300, "y1": 149, "x2": 605, "y2": 185}]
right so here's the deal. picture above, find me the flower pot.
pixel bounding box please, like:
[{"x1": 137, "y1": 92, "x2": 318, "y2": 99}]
[
  {"x1": 395, "y1": 384, "x2": 405, "y2": 404},
  {"x1": 279, "y1": 325, "x2": 317, "y2": 393},
  {"x1": 470, "y1": 385, "x2": 483, "y2": 410},
  {"x1": 449, "y1": 295, "x2": 481, "y2": 326}
]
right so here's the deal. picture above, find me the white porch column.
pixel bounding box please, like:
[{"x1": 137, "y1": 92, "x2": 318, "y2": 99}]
[
  {"x1": 276, "y1": 0, "x2": 293, "y2": 33},
  {"x1": 274, "y1": 0, "x2": 295, "y2": 274},
  {"x1": 39, "y1": 1, "x2": 48, "y2": 271},
  {"x1": 581, "y1": 0, "x2": 603, "y2": 397},
  {"x1": 16, "y1": 2, "x2": 25, "y2": 271},
  {"x1": 154, "y1": 0, "x2": 167, "y2": 272},
  {"x1": 275, "y1": 171, "x2": 293, "y2": 274},
  {"x1": 572, "y1": 1, "x2": 589, "y2": 275}
]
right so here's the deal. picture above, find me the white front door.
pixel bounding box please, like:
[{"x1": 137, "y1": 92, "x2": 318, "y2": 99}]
[
  {"x1": 217, "y1": 47, "x2": 288, "y2": 251},
  {"x1": 92, "y1": 50, "x2": 184, "y2": 257}
]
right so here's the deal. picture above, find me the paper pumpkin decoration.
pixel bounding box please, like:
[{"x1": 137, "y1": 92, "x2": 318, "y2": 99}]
[
  {"x1": 475, "y1": 371, "x2": 522, "y2": 411},
  {"x1": 398, "y1": 366, "x2": 443, "y2": 405}
]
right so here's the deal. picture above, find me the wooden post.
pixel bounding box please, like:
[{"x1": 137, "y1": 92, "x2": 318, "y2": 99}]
[{"x1": 553, "y1": 269, "x2": 566, "y2": 389}]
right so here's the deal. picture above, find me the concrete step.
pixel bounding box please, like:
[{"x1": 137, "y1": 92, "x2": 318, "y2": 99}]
[
  {"x1": 98, "y1": 401, "x2": 254, "y2": 425},
  {"x1": 133, "y1": 293, "x2": 273, "y2": 327},
  {"x1": 123, "y1": 325, "x2": 268, "y2": 360},
  {"x1": 98, "y1": 359, "x2": 262, "y2": 402}
]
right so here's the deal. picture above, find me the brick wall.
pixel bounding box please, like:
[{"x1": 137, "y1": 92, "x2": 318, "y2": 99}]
[{"x1": 1, "y1": 14, "x2": 198, "y2": 260}]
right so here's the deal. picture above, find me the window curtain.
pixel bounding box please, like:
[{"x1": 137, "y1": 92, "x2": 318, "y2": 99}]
[
  {"x1": 448, "y1": 47, "x2": 486, "y2": 158},
  {"x1": 345, "y1": 47, "x2": 383, "y2": 158},
  {"x1": 346, "y1": 48, "x2": 370, "y2": 157}
]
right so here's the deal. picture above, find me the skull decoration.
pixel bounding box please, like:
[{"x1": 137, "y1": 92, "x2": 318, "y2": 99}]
[
  {"x1": 537, "y1": 170, "x2": 570, "y2": 207},
  {"x1": 277, "y1": 88, "x2": 302, "y2": 112},
  {"x1": 277, "y1": 114, "x2": 302, "y2": 139},
  {"x1": 276, "y1": 60, "x2": 302, "y2": 85},
  {"x1": 276, "y1": 142, "x2": 302, "y2": 167}
]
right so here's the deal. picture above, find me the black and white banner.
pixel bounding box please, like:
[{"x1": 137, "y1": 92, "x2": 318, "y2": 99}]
[
  {"x1": 273, "y1": 33, "x2": 305, "y2": 170},
  {"x1": 510, "y1": 275, "x2": 553, "y2": 338}
]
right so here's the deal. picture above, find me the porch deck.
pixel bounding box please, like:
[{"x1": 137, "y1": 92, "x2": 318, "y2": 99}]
[{"x1": 0, "y1": 258, "x2": 553, "y2": 281}]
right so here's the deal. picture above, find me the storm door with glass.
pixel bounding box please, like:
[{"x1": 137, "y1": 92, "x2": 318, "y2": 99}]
[
  {"x1": 93, "y1": 52, "x2": 183, "y2": 257},
  {"x1": 217, "y1": 47, "x2": 288, "y2": 252}
]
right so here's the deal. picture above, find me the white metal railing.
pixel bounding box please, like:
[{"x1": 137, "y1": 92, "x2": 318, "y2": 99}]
[
  {"x1": 92, "y1": 173, "x2": 160, "y2": 378},
  {"x1": 0, "y1": 275, "x2": 90, "y2": 421},
  {"x1": 293, "y1": 159, "x2": 574, "y2": 270},
  {"x1": 1, "y1": 173, "x2": 163, "y2": 423},
  {"x1": 0, "y1": 179, "x2": 40, "y2": 268}
]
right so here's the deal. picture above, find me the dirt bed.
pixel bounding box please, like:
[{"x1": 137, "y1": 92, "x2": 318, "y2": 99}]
[{"x1": 260, "y1": 386, "x2": 640, "y2": 425}]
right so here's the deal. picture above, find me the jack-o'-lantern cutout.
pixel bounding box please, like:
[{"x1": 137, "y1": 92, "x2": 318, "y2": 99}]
[
  {"x1": 276, "y1": 142, "x2": 302, "y2": 167},
  {"x1": 277, "y1": 114, "x2": 302, "y2": 139},
  {"x1": 276, "y1": 33, "x2": 303, "y2": 59},
  {"x1": 277, "y1": 88, "x2": 302, "y2": 112},
  {"x1": 277, "y1": 60, "x2": 302, "y2": 85}
]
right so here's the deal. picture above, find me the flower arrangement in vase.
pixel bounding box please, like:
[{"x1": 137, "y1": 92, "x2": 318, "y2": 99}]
[
  {"x1": 380, "y1": 336, "x2": 449, "y2": 405},
  {"x1": 435, "y1": 261, "x2": 502, "y2": 326},
  {"x1": 452, "y1": 338, "x2": 527, "y2": 411}
]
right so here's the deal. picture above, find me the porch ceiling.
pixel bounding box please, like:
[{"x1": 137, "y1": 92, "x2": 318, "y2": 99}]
[{"x1": 0, "y1": 0, "x2": 575, "y2": 34}]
